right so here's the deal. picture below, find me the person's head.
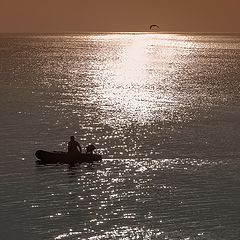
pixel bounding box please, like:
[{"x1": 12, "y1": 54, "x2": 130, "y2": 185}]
[{"x1": 70, "y1": 136, "x2": 75, "y2": 141}]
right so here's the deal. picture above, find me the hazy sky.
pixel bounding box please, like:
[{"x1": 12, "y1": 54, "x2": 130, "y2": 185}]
[{"x1": 1, "y1": 0, "x2": 240, "y2": 33}]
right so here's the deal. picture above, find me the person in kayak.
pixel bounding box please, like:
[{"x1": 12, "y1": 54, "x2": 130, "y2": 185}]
[{"x1": 68, "y1": 136, "x2": 82, "y2": 154}]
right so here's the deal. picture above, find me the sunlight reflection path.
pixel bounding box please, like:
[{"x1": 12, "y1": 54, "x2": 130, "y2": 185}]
[{"x1": 93, "y1": 34, "x2": 182, "y2": 127}]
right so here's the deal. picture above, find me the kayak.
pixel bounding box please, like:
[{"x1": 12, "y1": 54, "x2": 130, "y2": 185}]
[{"x1": 35, "y1": 150, "x2": 102, "y2": 165}]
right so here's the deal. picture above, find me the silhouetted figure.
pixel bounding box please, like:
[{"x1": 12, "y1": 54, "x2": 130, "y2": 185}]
[
  {"x1": 68, "y1": 136, "x2": 82, "y2": 154},
  {"x1": 86, "y1": 144, "x2": 96, "y2": 155}
]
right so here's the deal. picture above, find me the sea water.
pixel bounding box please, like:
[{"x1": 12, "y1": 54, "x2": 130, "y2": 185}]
[{"x1": 0, "y1": 33, "x2": 240, "y2": 240}]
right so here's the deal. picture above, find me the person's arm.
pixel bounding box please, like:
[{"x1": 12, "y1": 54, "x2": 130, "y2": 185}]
[{"x1": 77, "y1": 142, "x2": 82, "y2": 153}]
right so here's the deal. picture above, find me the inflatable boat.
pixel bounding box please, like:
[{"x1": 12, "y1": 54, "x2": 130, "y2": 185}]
[{"x1": 35, "y1": 150, "x2": 102, "y2": 165}]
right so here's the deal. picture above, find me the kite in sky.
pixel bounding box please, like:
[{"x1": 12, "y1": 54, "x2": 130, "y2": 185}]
[{"x1": 149, "y1": 24, "x2": 160, "y2": 30}]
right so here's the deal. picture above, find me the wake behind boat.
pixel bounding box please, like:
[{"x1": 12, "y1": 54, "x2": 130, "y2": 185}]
[{"x1": 35, "y1": 150, "x2": 102, "y2": 165}]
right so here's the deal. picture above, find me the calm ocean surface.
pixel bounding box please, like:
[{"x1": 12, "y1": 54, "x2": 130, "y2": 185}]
[{"x1": 0, "y1": 33, "x2": 240, "y2": 240}]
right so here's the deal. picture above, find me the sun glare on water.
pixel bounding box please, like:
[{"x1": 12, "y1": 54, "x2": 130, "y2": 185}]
[
  {"x1": 62, "y1": 33, "x2": 191, "y2": 127},
  {"x1": 95, "y1": 34, "x2": 181, "y2": 126}
]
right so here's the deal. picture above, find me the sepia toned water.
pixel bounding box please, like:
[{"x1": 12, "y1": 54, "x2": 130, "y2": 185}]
[{"x1": 0, "y1": 33, "x2": 240, "y2": 240}]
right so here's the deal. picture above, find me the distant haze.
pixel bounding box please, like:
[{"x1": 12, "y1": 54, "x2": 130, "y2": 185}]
[{"x1": 1, "y1": 0, "x2": 240, "y2": 33}]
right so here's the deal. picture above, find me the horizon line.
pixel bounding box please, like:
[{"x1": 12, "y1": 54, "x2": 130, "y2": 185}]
[{"x1": 0, "y1": 31, "x2": 240, "y2": 35}]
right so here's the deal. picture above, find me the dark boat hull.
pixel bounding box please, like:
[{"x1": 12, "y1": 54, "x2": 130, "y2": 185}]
[{"x1": 35, "y1": 150, "x2": 102, "y2": 165}]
